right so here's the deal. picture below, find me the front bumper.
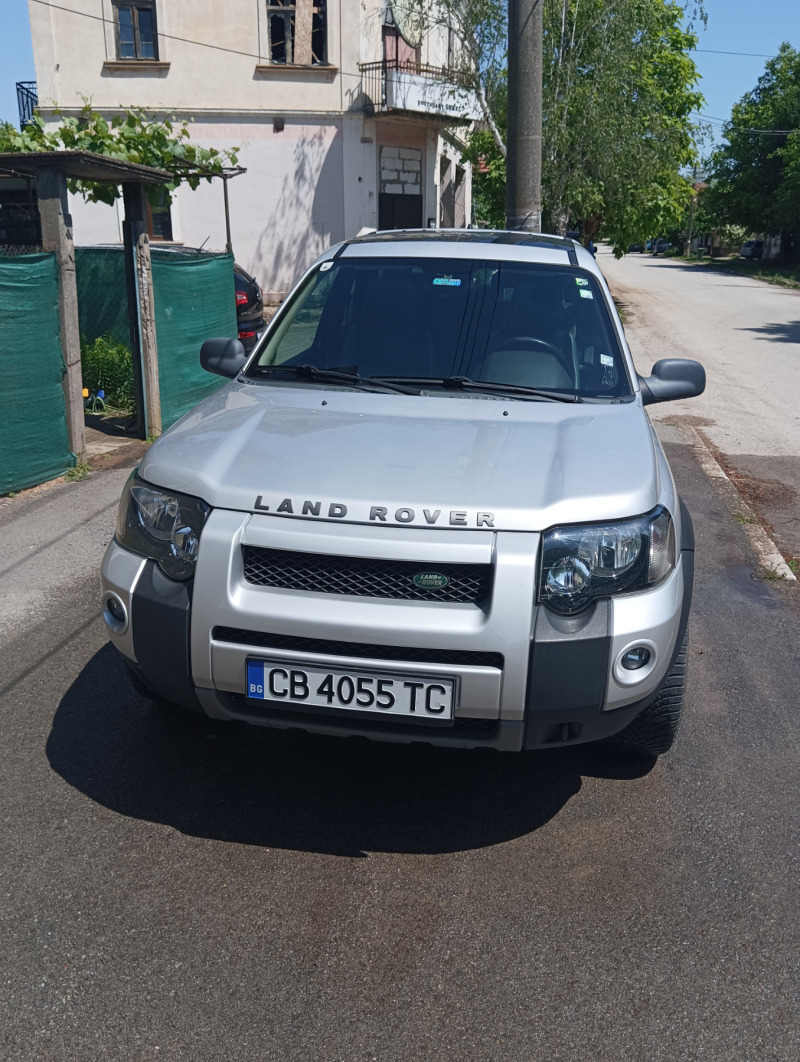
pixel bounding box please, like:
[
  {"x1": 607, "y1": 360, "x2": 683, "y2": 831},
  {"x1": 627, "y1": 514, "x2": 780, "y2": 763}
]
[{"x1": 101, "y1": 510, "x2": 693, "y2": 752}]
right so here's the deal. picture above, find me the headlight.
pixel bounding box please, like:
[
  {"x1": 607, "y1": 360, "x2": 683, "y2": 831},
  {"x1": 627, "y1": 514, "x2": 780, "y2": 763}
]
[
  {"x1": 116, "y1": 472, "x2": 210, "y2": 581},
  {"x1": 540, "y1": 507, "x2": 675, "y2": 615}
]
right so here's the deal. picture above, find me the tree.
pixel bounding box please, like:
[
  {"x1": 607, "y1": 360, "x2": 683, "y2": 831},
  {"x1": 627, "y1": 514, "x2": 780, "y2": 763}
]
[
  {"x1": 541, "y1": 0, "x2": 702, "y2": 252},
  {"x1": 419, "y1": 0, "x2": 703, "y2": 251},
  {"x1": 0, "y1": 102, "x2": 239, "y2": 205},
  {"x1": 705, "y1": 44, "x2": 800, "y2": 261}
]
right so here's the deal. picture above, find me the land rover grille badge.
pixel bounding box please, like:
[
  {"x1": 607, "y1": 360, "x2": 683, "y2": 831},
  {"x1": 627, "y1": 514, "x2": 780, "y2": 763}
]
[{"x1": 413, "y1": 573, "x2": 450, "y2": 590}]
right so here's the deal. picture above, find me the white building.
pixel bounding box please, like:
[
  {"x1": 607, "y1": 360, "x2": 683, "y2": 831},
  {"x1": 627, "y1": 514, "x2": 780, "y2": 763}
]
[{"x1": 28, "y1": 0, "x2": 478, "y2": 299}]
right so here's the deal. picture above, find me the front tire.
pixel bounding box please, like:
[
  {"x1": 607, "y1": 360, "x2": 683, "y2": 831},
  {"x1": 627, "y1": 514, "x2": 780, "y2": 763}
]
[{"x1": 610, "y1": 632, "x2": 688, "y2": 756}]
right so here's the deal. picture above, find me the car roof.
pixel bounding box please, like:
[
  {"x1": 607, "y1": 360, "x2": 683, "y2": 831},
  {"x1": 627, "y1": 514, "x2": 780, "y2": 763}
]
[{"x1": 334, "y1": 228, "x2": 596, "y2": 269}]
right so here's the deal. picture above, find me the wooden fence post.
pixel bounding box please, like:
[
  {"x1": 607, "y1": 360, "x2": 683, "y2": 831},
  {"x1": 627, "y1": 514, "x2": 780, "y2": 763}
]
[
  {"x1": 37, "y1": 165, "x2": 86, "y2": 461},
  {"x1": 122, "y1": 183, "x2": 161, "y2": 439}
]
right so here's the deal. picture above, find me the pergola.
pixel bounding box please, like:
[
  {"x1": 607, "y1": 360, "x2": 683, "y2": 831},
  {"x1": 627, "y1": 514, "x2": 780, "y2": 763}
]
[{"x1": 0, "y1": 151, "x2": 173, "y2": 456}]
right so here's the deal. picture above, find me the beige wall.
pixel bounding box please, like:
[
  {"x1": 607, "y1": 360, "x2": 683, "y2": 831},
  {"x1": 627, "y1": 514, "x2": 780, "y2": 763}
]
[
  {"x1": 28, "y1": 0, "x2": 456, "y2": 115},
  {"x1": 32, "y1": 0, "x2": 471, "y2": 293}
]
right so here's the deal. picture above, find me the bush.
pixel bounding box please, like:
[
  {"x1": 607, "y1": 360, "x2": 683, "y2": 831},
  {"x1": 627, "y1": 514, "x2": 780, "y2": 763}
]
[{"x1": 81, "y1": 333, "x2": 135, "y2": 413}]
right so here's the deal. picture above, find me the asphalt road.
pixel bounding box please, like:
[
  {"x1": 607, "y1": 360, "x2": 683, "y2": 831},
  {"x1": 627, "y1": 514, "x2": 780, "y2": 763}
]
[
  {"x1": 2, "y1": 422, "x2": 799, "y2": 1060},
  {"x1": 601, "y1": 251, "x2": 800, "y2": 563}
]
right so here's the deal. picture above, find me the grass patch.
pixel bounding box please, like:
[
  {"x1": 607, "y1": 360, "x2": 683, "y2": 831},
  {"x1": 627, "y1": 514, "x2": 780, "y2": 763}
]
[
  {"x1": 81, "y1": 334, "x2": 136, "y2": 413},
  {"x1": 64, "y1": 463, "x2": 91, "y2": 482},
  {"x1": 758, "y1": 561, "x2": 793, "y2": 582},
  {"x1": 681, "y1": 256, "x2": 800, "y2": 290}
]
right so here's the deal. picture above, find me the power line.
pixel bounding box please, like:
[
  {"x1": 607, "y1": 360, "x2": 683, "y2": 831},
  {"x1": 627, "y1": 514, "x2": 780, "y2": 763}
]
[
  {"x1": 693, "y1": 111, "x2": 797, "y2": 135},
  {"x1": 692, "y1": 47, "x2": 778, "y2": 59},
  {"x1": 30, "y1": 0, "x2": 261, "y2": 61},
  {"x1": 33, "y1": 0, "x2": 784, "y2": 72},
  {"x1": 28, "y1": 0, "x2": 360, "y2": 78}
]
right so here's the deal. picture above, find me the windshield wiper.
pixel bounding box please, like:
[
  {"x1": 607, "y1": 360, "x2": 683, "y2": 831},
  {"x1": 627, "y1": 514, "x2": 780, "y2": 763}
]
[
  {"x1": 252, "y1": 364, "x2": 414, "y2": 394},
  {"x1": 375, "y1": 375, "x2": 582, "y2": 403}
]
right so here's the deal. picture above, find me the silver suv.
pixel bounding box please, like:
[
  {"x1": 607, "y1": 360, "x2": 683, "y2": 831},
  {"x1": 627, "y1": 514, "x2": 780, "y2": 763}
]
[{"x1": 101, "y1": 231, "x2": 705, "y2": 755}]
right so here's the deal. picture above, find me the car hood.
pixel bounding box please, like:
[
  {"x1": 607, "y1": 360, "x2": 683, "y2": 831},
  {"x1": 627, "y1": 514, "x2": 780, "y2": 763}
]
[{"x1": 140, "y1": 382, "x2": 660, "y2": 532}]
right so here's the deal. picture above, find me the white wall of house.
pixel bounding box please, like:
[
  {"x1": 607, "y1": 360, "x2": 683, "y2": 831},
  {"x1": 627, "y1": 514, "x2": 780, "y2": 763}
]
[{"x1": 30, "y1": 0, "x2": 472, "y2": 297}]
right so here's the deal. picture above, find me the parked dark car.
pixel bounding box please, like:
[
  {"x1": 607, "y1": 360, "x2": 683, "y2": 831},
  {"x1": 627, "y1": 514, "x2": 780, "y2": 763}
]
[
  {"x1": 739, "y1": 240, "x2": 764, "y2": 260},
  {"x1": 234, "y1": 264, "x2": 267, "y2": 353},
  {"x1": 652, "y1": 239, "x2": 672, "y2": 256},
  {"x1": 628, "y1": 242, "x2": 645, "y2": 253}
]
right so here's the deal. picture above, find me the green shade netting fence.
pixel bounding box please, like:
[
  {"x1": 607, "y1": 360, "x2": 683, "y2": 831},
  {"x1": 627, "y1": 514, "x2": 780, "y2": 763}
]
[
  {"x1": 0, "y1": 253, "x2": 74, "y2": 494},
  {"x1": 74, "y1": 246, "x2": 237, "y2": 430},
  {"x1": 75, "y1": 247, "x2": 129, "y2": 346},
  {"x1": 151, "y1": 250, "x2": 237, "y2": 429}
]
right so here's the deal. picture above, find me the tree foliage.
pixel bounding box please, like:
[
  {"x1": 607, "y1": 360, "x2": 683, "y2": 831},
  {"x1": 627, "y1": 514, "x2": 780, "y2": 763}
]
[
  {"x1": 0, "y1": 102, "x2": 239, "y2": 206},
  {"x1": 541, "y1": 0, "x2": 702, "y2": 252},
  {"x1": 705, "y1": 44, "x2": 800, "y2": 259},
  {"x1": 423, "y1": 0, "x2": 703, "y2": 251}
]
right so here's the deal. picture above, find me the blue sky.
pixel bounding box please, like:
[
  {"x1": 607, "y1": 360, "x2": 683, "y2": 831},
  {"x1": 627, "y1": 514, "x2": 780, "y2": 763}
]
[
  {"x1": 689, "y1": 0, "x2": 798, "y2": 147},
  {"x1": 1, "y1": 0, "x2": 797, "y2": 141}
]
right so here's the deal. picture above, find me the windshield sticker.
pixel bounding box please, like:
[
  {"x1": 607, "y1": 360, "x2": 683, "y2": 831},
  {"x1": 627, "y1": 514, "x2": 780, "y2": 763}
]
[
  {"x1": 600, "y1": 353, "x2": 614, "y2": 367},
  {"x1": 579, "y1": 288, "x2": 594, "y2": 299},
  {"x1": 433, "y1": 277, "x2": 462, "y2": 286},
  {"x1": 319, "y1": 261, "x2": 333, "y2": 272},
  {"x1": 575, "y1": 277, "x2": 589, "y2": 286}
]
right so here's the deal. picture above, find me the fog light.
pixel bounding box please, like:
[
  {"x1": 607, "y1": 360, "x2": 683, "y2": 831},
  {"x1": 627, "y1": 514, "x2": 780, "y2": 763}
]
[
  {"x1": 621, "y1": 645, "x2": 651, "y2": 671},
  {"x1": 102, "y1": 592, "x2": 128, "y2": 635}
]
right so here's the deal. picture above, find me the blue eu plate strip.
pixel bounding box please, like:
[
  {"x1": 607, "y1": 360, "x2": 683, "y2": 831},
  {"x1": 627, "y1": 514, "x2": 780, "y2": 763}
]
[{"x1": 247, "y1": 659, "x2": 266, "y2": 699}]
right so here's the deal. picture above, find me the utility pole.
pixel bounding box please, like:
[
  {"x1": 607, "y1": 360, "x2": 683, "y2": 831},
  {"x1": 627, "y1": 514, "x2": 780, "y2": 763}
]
[
  {"x1": 685, "y1": 164, "x2": 698, "y2": 257},
  {"x1": 505, "y1": 0, "x2": 543, "y2": 232}
]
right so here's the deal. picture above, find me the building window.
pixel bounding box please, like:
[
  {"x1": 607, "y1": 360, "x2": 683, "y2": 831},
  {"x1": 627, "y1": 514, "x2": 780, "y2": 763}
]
[
  {"x1": 147, "y1": 189, "x2": 172, "y2": 240},
  {"x1": 266, "y1": 0, "x2": 326, "y2": 65},
  {"x1": 114, "y1": 2, "x2": 158, "y2": 60}
]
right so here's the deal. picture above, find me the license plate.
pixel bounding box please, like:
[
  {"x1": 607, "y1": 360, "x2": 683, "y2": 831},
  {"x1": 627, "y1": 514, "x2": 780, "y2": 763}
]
[{"x1": 246, "y1": 658, "x2": 455, "y2": 720}]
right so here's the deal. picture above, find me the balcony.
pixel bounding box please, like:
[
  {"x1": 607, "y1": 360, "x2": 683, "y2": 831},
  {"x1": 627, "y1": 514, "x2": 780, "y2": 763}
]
[
  {"x1": 16, "y1": 82, "x2": 37, "y2": 130},
  {"x1": 358, "y1": 60, "x2": 481, "y2": 122}
]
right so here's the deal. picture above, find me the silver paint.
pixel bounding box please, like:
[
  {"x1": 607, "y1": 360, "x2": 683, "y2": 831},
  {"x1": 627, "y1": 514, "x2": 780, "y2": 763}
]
[{"x1": 100, "y1": 541, "x2": 146, "y2": 662}]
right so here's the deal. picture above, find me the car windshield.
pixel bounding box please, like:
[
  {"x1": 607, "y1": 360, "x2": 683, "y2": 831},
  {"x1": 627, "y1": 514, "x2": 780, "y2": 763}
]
[{"x1": 246, "y1": 257, "x2": 631, "y2": 400}]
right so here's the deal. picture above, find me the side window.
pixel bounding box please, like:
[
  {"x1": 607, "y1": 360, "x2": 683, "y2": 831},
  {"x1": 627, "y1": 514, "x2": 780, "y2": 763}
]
[
  {"x1": 266, "y1": 0, "x2": 327, "y2": 65},
  {"x1": 114, "y1": 2, "x2": 158, "y2": 60},
  {"x1": 265, "y1": 266, "x2": 341, "y2": 364},
  {"x1": 147, "y1": 188, "x2": 172, "y2": 241}
]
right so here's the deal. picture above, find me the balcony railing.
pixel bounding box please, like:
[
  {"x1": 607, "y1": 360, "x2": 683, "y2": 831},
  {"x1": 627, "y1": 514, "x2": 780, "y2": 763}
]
[
  {"x1": 16, "y1": 81, "x2": 38, "y2": 129},
  {"x1": 358, "y1": 60, "x2": 480, "y2": 121}
]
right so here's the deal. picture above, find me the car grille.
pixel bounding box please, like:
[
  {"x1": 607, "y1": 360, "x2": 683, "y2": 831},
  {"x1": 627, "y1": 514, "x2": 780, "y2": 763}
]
[
  {"x1": 241, "y1": 546, "x2": 492, "y2": 604},
  {"x1": 212, "y1": 627, "x2": 504, "y2": 669}
]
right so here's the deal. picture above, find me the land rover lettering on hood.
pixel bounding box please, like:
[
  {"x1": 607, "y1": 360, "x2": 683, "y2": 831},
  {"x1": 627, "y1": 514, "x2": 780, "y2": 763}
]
[{"x1": 102, "y1": 230, "x2": 705, "y2": 755}]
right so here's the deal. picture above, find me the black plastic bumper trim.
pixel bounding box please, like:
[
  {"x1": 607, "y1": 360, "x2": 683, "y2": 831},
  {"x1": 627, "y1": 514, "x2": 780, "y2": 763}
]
[{"x1": 130, "y1": 561, "x2": 201, "y2": 712}]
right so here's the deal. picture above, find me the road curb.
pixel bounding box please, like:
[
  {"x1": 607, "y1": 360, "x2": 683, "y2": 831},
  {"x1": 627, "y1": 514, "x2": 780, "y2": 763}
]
[{"x1": 679, "y1": 425, "x2": 797, "y2": 582}]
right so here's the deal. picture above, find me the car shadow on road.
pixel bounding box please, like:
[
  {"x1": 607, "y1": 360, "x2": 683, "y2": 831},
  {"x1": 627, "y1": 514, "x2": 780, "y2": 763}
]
[{"x1": 47, "y1": 644, "x2": 655, "y2": 857}]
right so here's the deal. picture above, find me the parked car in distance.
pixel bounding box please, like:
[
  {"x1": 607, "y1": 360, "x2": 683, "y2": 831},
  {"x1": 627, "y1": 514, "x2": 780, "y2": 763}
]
[
  {"x1": 234, "y1": 264, "x2": 267, "y2": 353},
  {"x1": 652, "y1": 239, "x2": 672, "y2": 256},
  {"x1": 739, "y1": 240, "x2": 764, "y2": 260},
  {"x1": 628, "y1": 243, "x2": 645, "y2": 253},
  {"x1": 102, "y1": 229, "x2": 707, "y2": 757}
]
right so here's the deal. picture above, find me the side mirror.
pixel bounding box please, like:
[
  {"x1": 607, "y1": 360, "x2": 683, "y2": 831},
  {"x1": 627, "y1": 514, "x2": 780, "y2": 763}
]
[
  {"x1": 200, "y1": 337, "x2": 248, "y2": 379},
  {"x1": 638, "y1": 359, "x2": 705, "y2": 405}
]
